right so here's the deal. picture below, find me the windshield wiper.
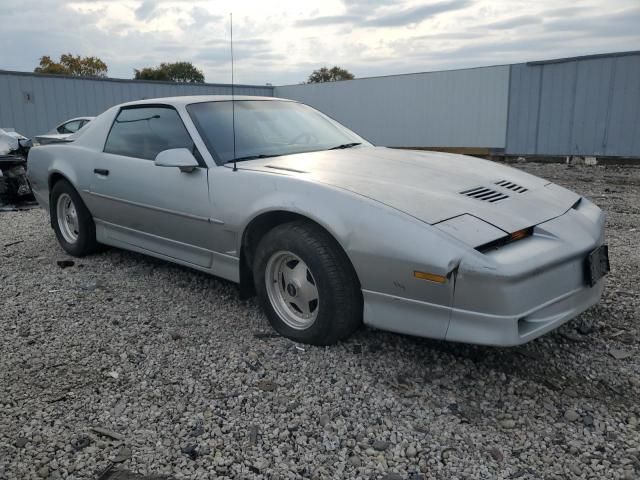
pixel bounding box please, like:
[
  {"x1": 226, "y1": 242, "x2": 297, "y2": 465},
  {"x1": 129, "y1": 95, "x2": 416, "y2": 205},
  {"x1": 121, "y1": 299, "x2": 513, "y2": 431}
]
[
  {"x1": 226, "y1": 153, "x2": 281, "y2": 164},
  {"x1": 328, "y1": 142, "x2": 362, "y2": 150}
]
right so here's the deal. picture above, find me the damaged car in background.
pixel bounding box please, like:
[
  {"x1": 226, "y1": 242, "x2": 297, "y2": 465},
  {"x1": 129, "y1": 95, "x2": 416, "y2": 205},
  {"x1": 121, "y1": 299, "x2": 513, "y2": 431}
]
[
  {"x1": 26, "y1": 96, "x2": 609, "y2": 346},
  {"x1": 0, "y1": 128, "x2": 34, "y2": 208}
]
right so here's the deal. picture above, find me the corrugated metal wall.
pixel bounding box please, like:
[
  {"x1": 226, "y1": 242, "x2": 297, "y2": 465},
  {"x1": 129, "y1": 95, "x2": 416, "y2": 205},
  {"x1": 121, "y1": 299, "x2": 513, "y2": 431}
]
[
  {"x1": 505, "y1": 52, "x2": 640, "y2": 157},
  {"x1": 275, "y1": 66, "x2": 510, "y2": 149},
  {"x1": 0, "y1": 71, "x2": 274, "y2": 138},
  {"x1": 3, "y1": 52, "x2": 639, "y2": 157}
]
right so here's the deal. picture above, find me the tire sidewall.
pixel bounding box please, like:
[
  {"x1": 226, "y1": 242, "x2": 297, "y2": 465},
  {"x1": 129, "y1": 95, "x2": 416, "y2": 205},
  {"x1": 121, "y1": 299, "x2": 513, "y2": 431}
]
[{"x1": 50, "y1": 180, "x2": 96, "y2": 257}]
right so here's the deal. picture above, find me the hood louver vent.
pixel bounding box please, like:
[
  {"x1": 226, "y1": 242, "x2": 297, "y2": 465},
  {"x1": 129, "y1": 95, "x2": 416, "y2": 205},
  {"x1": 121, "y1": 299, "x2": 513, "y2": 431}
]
[
  {"x1": 495, "y1": 180, "x2": 528, "y2": 193},
  {"x1": 460, "y1": 187, "x2": 510, "y2": 203}
]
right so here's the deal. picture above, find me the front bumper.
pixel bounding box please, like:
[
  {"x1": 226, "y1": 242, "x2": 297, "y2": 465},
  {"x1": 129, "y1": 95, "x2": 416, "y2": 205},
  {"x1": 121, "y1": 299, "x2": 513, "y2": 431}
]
[
  {"x1": 445, "y1": 278, "x2": 604, "y2": 346},
  {"x1": 363, "y1": 198, "x2": 607, "y2": 346}
]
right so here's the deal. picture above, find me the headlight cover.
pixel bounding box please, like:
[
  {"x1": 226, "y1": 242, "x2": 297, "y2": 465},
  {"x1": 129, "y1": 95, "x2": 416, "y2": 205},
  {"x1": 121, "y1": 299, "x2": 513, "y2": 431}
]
[{"x1": 434, "y1": 214, "x2": 507, "y2": 249}]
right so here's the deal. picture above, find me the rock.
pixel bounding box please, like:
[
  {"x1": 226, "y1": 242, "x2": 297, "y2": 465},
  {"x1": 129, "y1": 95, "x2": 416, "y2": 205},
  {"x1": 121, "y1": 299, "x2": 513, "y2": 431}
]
[
  {"x1": 561, "y1": 331, "x2": 585, "y2": 342},
  {"x1": 70, "y1": 435, "x2": 91, "y2": 451},
  {"x1": 568, "y1": 463, "x2": 582, "y2": 475},
  {"x1": 406, "y1": 446, "x2": 417, "y2": 458},
  {"x1": 487, "y1": 447, "x2": 503, "y2": 462},
  {"x1": 78, "y1": 279, "x2": 99, "y2": 291},
  {"x1": 348, "y1": 456, "x2": 361, "y2": 467},
  {"x1": 91, "y1": 426, "x2": 125, "y2": 441},
  {"x1": 190, "y1": 424, "x2": 205, "y2": 437},
  {"x1": 382, "y1": 474, "x2": 403, "y2": 480},
  {"x1": 319, "y1": 414, "x2": 331, "y2": 427},
  {"x1": 577, "y1": 318, "x2": 594, "y2": 335},
  {"x1": 113, "y1": 400, "x2": 126, "y2": 417},
  {"x1": 323, "y1": 434, "x2": 340, "y2": 451},
  {"x1": 15, "y1": 437, "x2": 28, "y2": 448},
  {"x1": 248, "y1": 425, "x2": 259, "y2": 446},
  {"x1": 500, "y1": 419, "x2": 516, "y2": 429},
  {"x1": 37, "y1": 466, "x2": 49, "y2": 478},
  {"x1": 181, "y1": 444, "x2": 198, "y2": 460},
  {"x1": 373, "y1": 440, "x2": 390, "y2": 451},
  {"x1": 609, "y1": 348, "x2": 633, "y2": 360},
  {"x1": 112, "y1": 446, "x2": 132, "y2": 463},
  {"x1": 583, "y1": 415, "x2": 594, "y2": 426},
  {"x1": 564, "y1": 410, "x2": 580, "y2": 422},
  {"x1": 257, "y1": 380, "x2": 276, "y2": 392}
]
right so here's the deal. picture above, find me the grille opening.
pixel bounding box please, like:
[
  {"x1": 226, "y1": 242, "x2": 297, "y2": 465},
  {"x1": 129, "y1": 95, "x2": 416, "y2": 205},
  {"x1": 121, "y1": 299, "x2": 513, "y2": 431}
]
[
  {"x1": 495, "y1": 180, "x2": 528, "y2": 193},
  {"x1": 460, "y1": 186, "x2": 510, "y2": 203}
]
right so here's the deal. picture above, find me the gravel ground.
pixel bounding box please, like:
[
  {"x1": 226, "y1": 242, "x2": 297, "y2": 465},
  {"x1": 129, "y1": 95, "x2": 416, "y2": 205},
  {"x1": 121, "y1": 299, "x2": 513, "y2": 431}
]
[{"x1": 1, "y1": 162, "x2": 639, "y2": 480}]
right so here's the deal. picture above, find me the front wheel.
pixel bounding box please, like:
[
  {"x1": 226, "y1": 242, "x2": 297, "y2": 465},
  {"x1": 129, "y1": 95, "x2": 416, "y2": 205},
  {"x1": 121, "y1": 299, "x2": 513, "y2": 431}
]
[
  {"x1": 253, "y1": 221, "x2": 362, "y2": 345},
  {"x1": 50, "y1": 179, "x2": 98, "y2": 256}
]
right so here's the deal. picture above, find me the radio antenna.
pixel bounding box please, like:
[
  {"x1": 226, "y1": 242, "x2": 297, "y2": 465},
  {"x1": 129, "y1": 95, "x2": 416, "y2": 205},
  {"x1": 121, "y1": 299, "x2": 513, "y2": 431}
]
[{"x1": 230, "y1": 12, "x2": 237, "y2": 171}]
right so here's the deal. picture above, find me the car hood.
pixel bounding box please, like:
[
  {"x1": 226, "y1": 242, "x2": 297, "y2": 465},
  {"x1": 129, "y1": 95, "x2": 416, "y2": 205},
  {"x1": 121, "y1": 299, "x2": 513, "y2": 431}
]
[{"x1": 239, "y1": 146, "x2": 579, "y2": 233}]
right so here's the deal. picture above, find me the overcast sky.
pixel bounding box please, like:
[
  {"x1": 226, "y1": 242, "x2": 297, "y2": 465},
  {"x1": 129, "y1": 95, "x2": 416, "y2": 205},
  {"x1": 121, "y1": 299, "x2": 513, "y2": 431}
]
[{"x1": 1, "y1": 0, "x2": 639, "y2": 85}]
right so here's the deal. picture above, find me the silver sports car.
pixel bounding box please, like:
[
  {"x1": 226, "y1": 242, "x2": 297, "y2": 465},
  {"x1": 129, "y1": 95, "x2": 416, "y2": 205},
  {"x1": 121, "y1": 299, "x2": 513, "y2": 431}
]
[{"x1": 27, "y1": 96, "x2": 609, "y2": 346}]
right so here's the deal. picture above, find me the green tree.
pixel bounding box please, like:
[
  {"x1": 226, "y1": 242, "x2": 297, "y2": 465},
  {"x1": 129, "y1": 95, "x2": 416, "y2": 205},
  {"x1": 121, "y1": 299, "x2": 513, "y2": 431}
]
[
  {"x1": 133, "y1": 67, "x2": 170, "y2": 82},
  {"x1": 307, "y1": 66, "x2": 355, "y2": 83},
  {"x1": 134, "y1": 62, "x2": 205, "y2": 83},
  {"x1": 34, "y1": 54, "x2": 108, "y2": 77}
]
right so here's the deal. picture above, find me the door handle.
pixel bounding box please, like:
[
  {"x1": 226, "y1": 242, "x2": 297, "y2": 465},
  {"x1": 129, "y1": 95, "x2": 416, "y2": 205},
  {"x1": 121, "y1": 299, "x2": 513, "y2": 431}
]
[{"x1": 94, "y1": 168, "x2": 109, "y2": 176}]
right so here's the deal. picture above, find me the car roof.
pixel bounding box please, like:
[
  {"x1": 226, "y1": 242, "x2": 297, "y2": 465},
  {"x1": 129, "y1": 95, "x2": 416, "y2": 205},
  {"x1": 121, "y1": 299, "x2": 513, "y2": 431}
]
[
  {"x1": 61, "y1": 116, "x2": 95, "y2": 124},
  {"x1": 117, "y1": 95, "x2": 294, "y2": 108}
]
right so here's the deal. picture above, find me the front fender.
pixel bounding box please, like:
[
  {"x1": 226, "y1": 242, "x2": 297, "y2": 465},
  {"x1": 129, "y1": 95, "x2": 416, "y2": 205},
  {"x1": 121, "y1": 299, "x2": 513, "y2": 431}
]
[{"x1": 216, "y1": 169, "x2": 470, "y2": 305}]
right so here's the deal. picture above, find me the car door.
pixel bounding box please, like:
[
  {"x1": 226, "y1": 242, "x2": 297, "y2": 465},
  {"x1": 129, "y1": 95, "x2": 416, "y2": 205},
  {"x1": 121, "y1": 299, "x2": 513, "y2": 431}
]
[{"x1": 88, "y1": 105, "x2": 217, "y2": 269}]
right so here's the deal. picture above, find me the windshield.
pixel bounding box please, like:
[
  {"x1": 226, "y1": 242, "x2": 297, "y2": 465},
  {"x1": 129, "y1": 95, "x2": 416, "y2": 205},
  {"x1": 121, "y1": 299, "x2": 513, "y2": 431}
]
[{"x1": 186, "y1": 100, "x2": 369, "y2": 164}]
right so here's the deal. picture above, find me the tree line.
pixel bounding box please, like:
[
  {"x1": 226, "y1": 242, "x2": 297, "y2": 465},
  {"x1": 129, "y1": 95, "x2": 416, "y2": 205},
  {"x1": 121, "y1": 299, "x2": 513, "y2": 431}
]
[
  {"x1": 34, "y1": 54, "x2": 205, "y2": 83},
  {"x1": 33, "y1": 53, "x2": 355, "y2": 84}
]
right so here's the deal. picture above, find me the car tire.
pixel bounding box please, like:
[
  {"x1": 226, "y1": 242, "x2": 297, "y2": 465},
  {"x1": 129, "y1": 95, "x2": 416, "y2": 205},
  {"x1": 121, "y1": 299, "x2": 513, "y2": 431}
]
[
  {"x1": 50, "y1": 179, "x2": 98, "y2": 257},
  {"x1": 253, "y1": 221, "x2": 362, "y2": 345}
]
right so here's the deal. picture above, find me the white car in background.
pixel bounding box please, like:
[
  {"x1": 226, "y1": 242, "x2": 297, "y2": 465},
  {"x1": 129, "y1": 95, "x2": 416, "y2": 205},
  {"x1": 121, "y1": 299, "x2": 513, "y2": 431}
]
[{"x1": 34, "y1": 117, "x2": 94, "y2": 145}]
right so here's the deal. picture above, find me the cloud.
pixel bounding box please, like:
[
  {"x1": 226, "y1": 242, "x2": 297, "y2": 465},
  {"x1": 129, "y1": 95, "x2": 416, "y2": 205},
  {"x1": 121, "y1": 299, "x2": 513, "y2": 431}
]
[
  {"x1": 543, "y1": 6, "x2": 640, "y2": 36},
  {"x1": 342, "y1": 0, "x2": 402, "y2": 14},
  {"x1": 362, "y1": 0, "x2": 472, "y2": 27},
  {"x1": 190, "y1": 6, "x2": 222, "y2": 27},
  {"x1": 485, "y1": 15, "x2": 541, "y2": 30},
  {"x1": 0, "y1": 0, "x2": 639, "y2": 87},
  {"x1": 297, "y1": 0, "x2": 472, "y2": 29},
  {"x1": 135, "y1": 0, "x2": 157, "y2": 21},
  {"x1": 296, "y1": 15, "x2": 359, "y2": 27}
]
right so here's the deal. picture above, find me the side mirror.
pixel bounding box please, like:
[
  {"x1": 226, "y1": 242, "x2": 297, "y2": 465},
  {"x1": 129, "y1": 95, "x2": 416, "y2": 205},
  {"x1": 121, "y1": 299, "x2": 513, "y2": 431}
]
[{"x1": 154, "y1": 148, "x2": 199, "y2": 173}]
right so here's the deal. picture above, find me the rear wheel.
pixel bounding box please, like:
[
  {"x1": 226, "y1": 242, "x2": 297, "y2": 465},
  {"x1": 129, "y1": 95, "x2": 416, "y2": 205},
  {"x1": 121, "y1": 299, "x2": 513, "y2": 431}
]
[
  {"x1": 253, "y1": 221, "x2": 362, "y2": 345},
  {"x1": 50, "y1": 179, "x2": 98, "y2": 257}
]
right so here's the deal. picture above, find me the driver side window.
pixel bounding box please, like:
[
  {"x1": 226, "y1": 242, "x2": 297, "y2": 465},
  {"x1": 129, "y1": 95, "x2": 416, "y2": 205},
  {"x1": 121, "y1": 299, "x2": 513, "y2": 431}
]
[{"x1": 104, "y1": 106, "x2": 199, "y2": 161}]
